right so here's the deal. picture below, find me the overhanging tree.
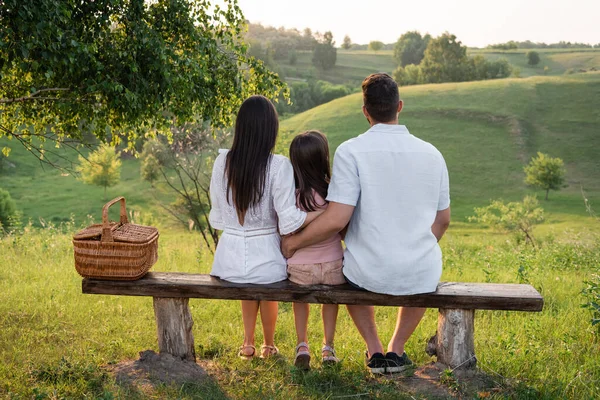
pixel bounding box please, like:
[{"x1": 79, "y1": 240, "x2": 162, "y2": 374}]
[{"x1": 0, "y1": 0, "x2": 286, "y2": 163}]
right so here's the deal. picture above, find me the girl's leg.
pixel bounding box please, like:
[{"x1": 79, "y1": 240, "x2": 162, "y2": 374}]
[
  {"x1": 240, "y1": 300, "x2": 259, "y2": 356},
  {"x1": 322, "y1": 304, "x2": 339, "y2": 359},
  {"x1": 259, "y1": 300, "x2": 279, "y2": 356},
  {"x1": 293, "y1": 302, "x2": 310, "y2": 351},
  {"x1": 322, "y1": 304, "x2": 339, "y2": 348}
]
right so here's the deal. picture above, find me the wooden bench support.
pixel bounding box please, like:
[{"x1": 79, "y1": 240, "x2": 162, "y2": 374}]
[
  {"x1": 153, "y1": 297, "x2": 196, "y2": 362},
  {"x1": 83, "y1": 273, "x2": 543, "y2": 370},
  {"x1": 426, "y1": 309, "x2": 476, "y2": 369}
]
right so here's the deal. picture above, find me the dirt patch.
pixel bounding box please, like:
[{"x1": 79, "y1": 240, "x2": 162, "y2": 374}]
[
  {"x1": 109, "y1": 350, "x2": 208, "y2": 389},
  {"x1": 384, "y1": 362, "x2": 499, "y2": 399}
]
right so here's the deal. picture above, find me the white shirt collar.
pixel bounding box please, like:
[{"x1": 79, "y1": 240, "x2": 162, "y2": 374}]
[{"x1": 367, "y1": 124, "x2": 409, "y2": 134}]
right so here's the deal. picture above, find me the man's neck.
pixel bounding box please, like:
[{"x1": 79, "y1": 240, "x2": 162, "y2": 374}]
[{"x1": 370, "y1": 119, "x2": 398, "y2": 127}]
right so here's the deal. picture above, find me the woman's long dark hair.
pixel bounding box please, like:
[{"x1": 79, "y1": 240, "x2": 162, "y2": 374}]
[
  {"x1": 289, "y1": 130, "x2": 331, "y2": 212},
  {"x1": 226, "y1": 95, "x2": 279, "y2": 225}
]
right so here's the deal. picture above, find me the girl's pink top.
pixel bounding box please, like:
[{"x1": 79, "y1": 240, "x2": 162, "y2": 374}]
[{"x1": 286, "y1": 191, "x2": 344, "y2": 265}]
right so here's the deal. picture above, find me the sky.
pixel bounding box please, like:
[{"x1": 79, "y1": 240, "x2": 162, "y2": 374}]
[{"x1": 237, "y1": 0, "x2": 599, "y2": 48}]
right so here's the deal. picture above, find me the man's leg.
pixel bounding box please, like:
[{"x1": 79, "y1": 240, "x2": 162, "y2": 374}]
[
  {"x1": 345, "y1": 305, "x2": 384, "y2": 356},
  {"x1": 387, "y1": 307, "x2": 427, "y2": 354}
]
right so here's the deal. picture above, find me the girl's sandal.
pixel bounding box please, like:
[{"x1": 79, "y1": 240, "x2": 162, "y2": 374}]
[
  {"x1": 294, "y1": 342, "x2": 311, "y2": 371},
  {"x1": 260, "y1": 344, "x2": 280, "y2": 359},
  {"x1": 238, "y1": 344, "x2": 256, "y2": 360},
  {"x1": 322, "y1": 344, "x2": 340, "y2": 365}
]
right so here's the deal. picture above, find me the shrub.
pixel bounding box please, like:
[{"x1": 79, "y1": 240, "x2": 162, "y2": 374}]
[
  {"x1": 524, "y1": 152, "x2": 567, "y2": 200},
  {"x1": 582, "y1": 274, "x2": 600, "y2": 335},
  {"x1": 527, "y1": 51, "x2": 541, "y2": 66},
  {"x1": 0, "y1": 187, "x2": 19, "y2": 233},
  {"x1": 469, "y1": 196, "x2": 545, "y2": 246},
  {"x1": 368, "y1": 41, "x2": 384, "y2": 51},
  {"x1": 76, "y1": 144, "x2": 122, "y2": 201}
]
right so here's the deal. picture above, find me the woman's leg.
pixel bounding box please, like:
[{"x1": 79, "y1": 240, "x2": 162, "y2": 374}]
[
  {"x1": 293, "y1": 302, "x2": 310, "y2": 351},
  {"x1": 259, "y1": 300, "x2": 279, "y2": 356},
  {"x1": 240, "y1": 300, "x2": 259, "y2": 356},
  {"x1": 322, "y1": 304, "x2": 339, "y2": 351}
]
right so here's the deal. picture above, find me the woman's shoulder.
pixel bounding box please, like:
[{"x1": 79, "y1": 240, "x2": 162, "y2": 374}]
[{"x1": 270, "y1": 154, "x2": 291, "y2": 172}]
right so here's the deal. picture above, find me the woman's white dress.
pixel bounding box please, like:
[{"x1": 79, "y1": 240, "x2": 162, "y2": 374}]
[{"x1": 209, "y1": 150, "x2": 307, "y2": 284}]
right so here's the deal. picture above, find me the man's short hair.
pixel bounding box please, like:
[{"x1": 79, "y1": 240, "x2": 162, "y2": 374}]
[{"x1": 361, "y1": 73, "x2": 400, "y2": 123}]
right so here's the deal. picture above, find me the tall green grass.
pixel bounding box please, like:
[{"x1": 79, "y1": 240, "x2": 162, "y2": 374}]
[{"x1": 1, "y1": 223, "x2": 599, "y2": 399}]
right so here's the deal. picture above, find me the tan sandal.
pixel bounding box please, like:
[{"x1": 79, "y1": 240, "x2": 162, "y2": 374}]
[
  {"x1": 294, "y1": 342, "x2": 311, "y2": 371},
  {"x1": 238, "y1": 344, "x2": 256, "y2": 360},
  {"x1": 322, "y1": 344, "x2": 340, "y2": 365},
  {"x1": 260, "y1": 344, "x2": 279, "y2": 359}
]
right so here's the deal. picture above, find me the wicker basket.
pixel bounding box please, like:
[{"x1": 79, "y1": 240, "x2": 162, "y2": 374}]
[{"x1": 73, "y1": 197, "x2": 159, "y2": 280}]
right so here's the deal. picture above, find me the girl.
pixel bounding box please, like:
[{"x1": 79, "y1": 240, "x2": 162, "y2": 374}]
[
  {"x1": 208, "y1": 96, "x2": 321, "y2": 359},
  {"x1": 287, "y1": 130, "x2": 345, "y2": 370}
]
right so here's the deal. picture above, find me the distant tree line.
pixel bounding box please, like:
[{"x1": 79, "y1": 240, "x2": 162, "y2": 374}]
[
  {"x1": 275, "y1": 80, "x2": 352, "y2": 115},
  {"x1": 487, "y1": 40, "x2": 599, "y2": 50},
  {"x1": 246, "y1": 23, "x2": 336, "y2": 71},
  {"x1": 393, "y1": 32, "x2": 512, "y2": 86}
]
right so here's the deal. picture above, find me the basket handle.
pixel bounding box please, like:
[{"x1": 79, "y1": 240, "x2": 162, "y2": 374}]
[{"x1": 101, "y1": 196, "x2": 128, "y2": 243}]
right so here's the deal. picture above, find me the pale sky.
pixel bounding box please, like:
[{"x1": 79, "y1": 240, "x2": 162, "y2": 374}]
[{"x1": 238, "y1": 0, "x2": 599, "y2": 48}]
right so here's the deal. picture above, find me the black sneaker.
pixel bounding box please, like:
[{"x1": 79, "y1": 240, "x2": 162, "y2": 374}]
[
  {"x1": 385, "y1": 352, "x2": 413, "y2": 373},
  {"x1": 365, "y1": 351, "x2": 387, "y2": 374}
]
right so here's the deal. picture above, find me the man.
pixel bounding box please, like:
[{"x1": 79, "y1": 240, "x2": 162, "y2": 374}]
[{"x1": 282, "y1": 73, "x2": 451, "y2": 374}]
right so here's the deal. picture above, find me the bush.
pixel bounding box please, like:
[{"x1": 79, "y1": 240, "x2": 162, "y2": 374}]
[
  {"x1": 368, "y1": 41, "x2": 384, "y2": 51},
  {"x1": 469, "y1": 196, "x2": 545, "y2": 246},
  {"x1": 582, "y1": 274, "x2": 600, "y2": 335},
  {"x1": 524, "y1": 152, "x2": 567, "y2": 200},
  {"x1": 527, "y1": 51, "x2": 541, "y2": 66},
  {"x1": 0, "y1": 187, "x2": 19, "y2": 233}
]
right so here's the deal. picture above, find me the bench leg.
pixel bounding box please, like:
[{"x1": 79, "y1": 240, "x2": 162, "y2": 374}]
[
  {"x1": 427, "y1": 308, "x2": 476, "y2": 369},
  {"x1": 153, "y1": 297, "x2": 196, "y2": 362}
]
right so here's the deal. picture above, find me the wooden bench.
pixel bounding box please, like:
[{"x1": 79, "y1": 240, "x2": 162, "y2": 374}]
[{"x1": 82, "y1": 272, "x2": 543, "y2": 369}]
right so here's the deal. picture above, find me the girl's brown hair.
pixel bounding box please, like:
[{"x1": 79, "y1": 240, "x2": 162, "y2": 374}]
[
  {"x1": 289, "y1": 130, "x2": 331, "y2": 212},
  {"x1": 226, "y1": 95, "x2": 279, "y2": 225}
]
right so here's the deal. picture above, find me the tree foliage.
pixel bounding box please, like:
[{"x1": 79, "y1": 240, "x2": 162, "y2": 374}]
[
  {"x1": 312, "y1": 31, "x2": 337, "y2": 70},
  {"x1": 527, "y1": 51, "x2": 541, "y2": 66},
  {"x1": 469, "y1": 196, "x2": 545, "y2": 246},
  {"x1": 524, "y1": 152, "x2": 567, "y2": 200},
  {"x1": 77, "y1": 144, "x2": 121, "y2": 200},
  {"x1": 342, "y1": 35, "x2": 352, "y2": 50},
  {"x1": 420, "y1": 33, "x2": 468, "y2": 83},
  {"x1": 368, "y1": 41, "x2": 384, "y2": 51},
  {"x1": 140, "y1": 125, "x2": 228, "y2": 252},
  {"x1": 392, "y1": 33, "x2": 511, "y2": 86},
  {"x1": 0, "y1": 0, "x2": 286, "y2": 161},
  {"x1": 0, "y1": 187, "x2": 19, "y2": 233},
  {"x1": 393, "y1": 31, "x2": 431, "y2": 66}
]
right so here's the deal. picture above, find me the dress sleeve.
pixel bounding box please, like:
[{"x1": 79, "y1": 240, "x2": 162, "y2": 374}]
[
  {"x1": 273, "y1": 158, "x2": 307, "y2": 235},
  {"x1": 326, "y1": 143, "x2": 360, "y2": 206},
  {"x1": 208, "y1": 156, "x2": 226, "y2": 230},
  {"x1": 438, "y1": 154, "x2": 451, "y2": 211}
]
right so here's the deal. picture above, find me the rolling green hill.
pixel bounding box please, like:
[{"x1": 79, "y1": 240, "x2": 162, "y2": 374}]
[
  {"x1": 1, "y1": 73, "x2": 599, "y2": 226},
  {"x1": 280, "y1": 72, "x2": 600, "y2": 221},
  {"x1": 278, "y1": 49, "x2": 600, "y2": 84}
]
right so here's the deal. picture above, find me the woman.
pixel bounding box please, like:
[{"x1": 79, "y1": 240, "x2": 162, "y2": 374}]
[{"x1": 208, "y1": 95, "x2": 321, "y2": 359}]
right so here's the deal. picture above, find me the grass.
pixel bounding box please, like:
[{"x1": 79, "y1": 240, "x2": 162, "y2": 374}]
[
  {"x1": 281, "y1": 72, "x2": 600, "y2": 221},
  {"x1": 0, "y1": 222, "x2": 599, "y2": 399}
]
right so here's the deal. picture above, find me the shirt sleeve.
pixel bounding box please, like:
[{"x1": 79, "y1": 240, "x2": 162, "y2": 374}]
[
  {"x1": 438, "y1": 154, "x2": 450, "y2": 211},
  {"x1": 326, "y1": 144, "x2": 360, "y2": 206},
  {"x1": 208, "y1": 156, "x2": 225, "y2": 230},
  {"x1": 273, "y1": 158, "x2": 307, "y2": 235}
]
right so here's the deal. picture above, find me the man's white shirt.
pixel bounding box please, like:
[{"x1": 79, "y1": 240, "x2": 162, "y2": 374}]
[{"x1": 327, "y1": 123, "x2": 450, "y2": 295}]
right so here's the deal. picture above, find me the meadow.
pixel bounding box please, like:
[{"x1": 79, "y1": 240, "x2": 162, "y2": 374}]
[
  {"x1": 0, "y1": 220, "x2": 599, "y2": 399},
  {"x1": 1, "y1": 69, "x2": 599, "y2": 399}
]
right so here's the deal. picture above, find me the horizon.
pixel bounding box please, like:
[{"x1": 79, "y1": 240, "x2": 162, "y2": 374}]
[{"x1": 238, "y1": 0, "x2": 599, "y2": 48}]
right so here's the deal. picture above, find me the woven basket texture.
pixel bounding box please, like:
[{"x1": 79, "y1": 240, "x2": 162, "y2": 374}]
[{"x1": 73, "y1": 197, "x2": 159, "y2": 280}]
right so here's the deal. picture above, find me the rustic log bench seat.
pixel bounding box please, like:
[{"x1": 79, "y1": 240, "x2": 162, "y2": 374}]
[{"x1": 82, "y1": 272, "x2": 543, "y2": 369}]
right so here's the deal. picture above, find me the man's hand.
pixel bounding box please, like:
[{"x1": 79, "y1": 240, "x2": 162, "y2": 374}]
[{"x1": 281, "y1": 235, "x2": 297, "y2": 258}]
